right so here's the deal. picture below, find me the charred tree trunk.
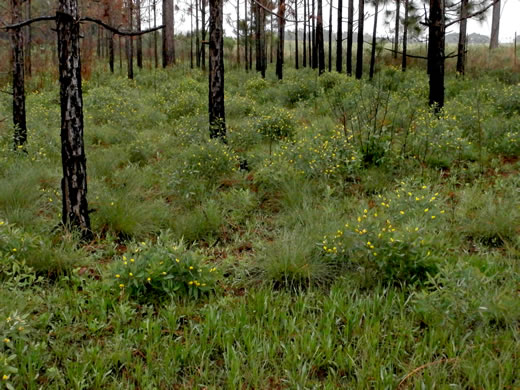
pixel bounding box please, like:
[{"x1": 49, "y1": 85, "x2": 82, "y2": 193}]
[
  {"x1": 317, "y1": 0, "x2": 325, "y2": 74},
  {"x1": 355, "y1": 0, "x2": 364, "y2": 79},
  {"x1": 196, "y1": 0, "x2": 200, "y2": 67},
  {"x1": 9, "y1": 0, "x2": 27, "y2": 150},
  {"x1": 209, "y1": 0, "x2": 226, "y2": 139},
  {"x1": 108, "y1": 33, "x2": 115, "y2": 73},
  {"x1": 276, "y1": 0, "x2": 286, "y2": 79},
  {"x1": 190, "y1": 1, "x2": 194, "y2": 68},
  {"x1": 308, "y1": 0, "x2": 312, "y2": 66},
  {"x1": 56, "y1": 0, "x2": 92, "y2": 238},
  {"x1": 136, "y1": 0, "x2": 143, "y2": 68},
  {"x1": 25, "y1": 0, "x2": 32, "y2": 77},
  {"x1": 336, "y1": 0, "x2": 343, "y2": 72},
  {"x1": 163, "y1": 0, "x2": 175, "y2": 67},
  {"x1": 202, "y1": 0, "x2": 207, "y2": 70},
  {"x1": 328, "y1": 0, "x2": 332, "y2": 71},
  {"x1": 245, "y1": 0, "x2": 249, "y2": 70},
  {"x1": 401, "y1": 0, "x2": 408, "y2": 71},
  {"x1": 126, "y1": 0, "x2": 134, "y2": 79},
  {"x1": 489, "y1": 0, "x2": 500, "y2": 49},
  {"x1": 303, "y1": 0, "x2": 307, "y2": 67},
  {"x1": 153, "y1": 0, "x2": 158, "y2": 68},
  {"x1": 312, "y1": 0, "x2": 317, "y2": 68},
  {"x1": 369, "y1": 0, "x2": 378, "y2": 80},
  {"x1": 249, "y1": 0, "x2": 253, "y2": 70},
  {"x1": 119, "y1": 35, "x2": 123, "y2": 71},
  {"x1": 428, "y1": 0, "x2": 445, "y2": 110},
  {"x1": 346, "y1": 0, "x2": 353, "y2": 75},
  {"x1": 255, "y1": 1, "x2": 262, "y2": 73},
  {"x1": 270, "y1": 13, "x2": 274, "y2": 63},
  {"x1": 295, "y1": 0, "x2": 299, "y2": 69}
]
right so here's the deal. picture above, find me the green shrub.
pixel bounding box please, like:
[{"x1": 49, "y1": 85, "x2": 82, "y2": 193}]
[
  {"x1": 255, "y1": 107, "x2": 295, "y2": 144},
  {"x1": 109, "y1": 238, "x2": 219, "y2": 301}
]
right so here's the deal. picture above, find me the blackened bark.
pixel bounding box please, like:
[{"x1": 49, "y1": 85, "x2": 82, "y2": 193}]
[
  {"x1": 276, "y1": 0, "x2": 286, "y2": 79},
  {"x1": 317, "y1": 0, "x2": 325, "y2": 74},
  {"x1": 295, "y1": 0, "x2": 299, "y2": 69},
  {"x1": 346, "y1": 0, "x2": 353, "y2": 75},
  {"x1": 56, "y1": 0, "x2": 92, "y2": 238},
  {"x1": 402, "y1": 0, "x2": 408, "y2": 71},
  {"x1": 163, "y1": 0, "x2": 175, "y2": 67},
  {"x1": 245, "y1": 0, "x2": 248, "y2": 70},
  {"x1": 369, "y1": 0, "x2": 378, "y2": 80},
  {"x1": 355, "y1": 0, "x2": 364, "y2": 79},
  {"x1": 270, "y1": 13, "x2": 274, "y2": 63},
  {"x1": 202, "y1": 0, "x2": 207, "y2": 70},
  {"x1": 209, "y1": 0, "x2": 226, "y2": 139},
  {"x1": 489, "y1": 0, "x2": 500, "y2": 49},
  {"x1": 260, "y1": 8, "x2": 267, "y2": 77},
  {"x1": 126, "y1": 0, "x2": 134, "y2": 79},
  {"x1": 136, "y1": 0, "x2": 143, "y2": 68},
  {"x1": 255, "y1": 2, "x2": 262, "y2": 73},
  {"x1": 328, "y1": 0, "x2": 332, "y2": 71},
  {"x1": 303, "y1": 0, "x2": 307, "y2": 67},
  {"x1": 108, "y1": 33, "x2": 115, "y2": 73},
  {"x1": 9, "y1": 0, "x2": 27, "y2": 150},
  {"x1": 394, "y1": 0, "x2": 400, "y2": 58},
  {"x1": 237, "y1": 0, "x2": 240, "y2": 65},
  {"x1": 336, "y1": 0, "x2": 343, "y2": 72},
  {"x1": 154, "y1": 0, "x2": 158, "y2": 68},
  {"x1": 191, "y1": 0, "x2": 194, "y2": 68},
  {"x1": 312, "y1": 0, "x2": 317, "y2": 68},
  {"x1": 428, "y1": 0, "x2": 445, "y2": 110},
  {"x1": 308, "y1": 0, "x2": 312, "y2": 66},
  {"x1": 249, "y1": 0, "x2": 253, "y2": 70},
  {"x1": 119, "y1": 35, "x2": 123, "y2": 71}
]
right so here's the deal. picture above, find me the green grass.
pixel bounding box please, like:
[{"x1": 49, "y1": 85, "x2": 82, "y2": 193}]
[{"x1": 0, "y1": 63, "x2": 519, "y2": 389}]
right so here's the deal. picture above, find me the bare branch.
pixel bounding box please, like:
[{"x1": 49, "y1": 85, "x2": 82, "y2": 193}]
[
  {"x1": 445, "y1": 0, "x2": 499, "y2": 27},
  {"x1": 3, "y1": 15, "x2": 56, "y2": 30},
  {"x1": 80, "y1": 17, "x2": 165, "y2": 36}
]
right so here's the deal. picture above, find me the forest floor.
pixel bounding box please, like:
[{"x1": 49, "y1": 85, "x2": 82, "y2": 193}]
[{"x1": 0, "y1": 64, "x2": 519, "y2": 389}]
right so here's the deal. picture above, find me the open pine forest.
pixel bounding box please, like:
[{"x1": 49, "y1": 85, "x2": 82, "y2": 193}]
[{"x1": 0, "y1": 0, "x2": 519, "y2": 388}]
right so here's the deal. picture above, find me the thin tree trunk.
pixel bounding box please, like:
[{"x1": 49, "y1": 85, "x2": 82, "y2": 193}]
[
  {"x1": 346, "y1": 0, "x2": 353, "y2": 75},
  {"x1": 394, "y1": 0, "x2": 400, "y2": 58},
  {"x1": 237, "y1": 0, "x2": 240, "y2": 65},
  {"x1": 209, "y1": 0, "x2": 226, "y2": 139},
  {"x1": 295, "y1": 0, "x2": 299, "y2": 69},
  {"x1": 402, "y1": 0, "x2": 408, "y2": 71},
  {"x1": 328, "y1": 0, "x2": 332, "y2": 71},
  {"x1": 202, "y1": 0, "x2": 207, "y2": 70},
  {"x1": 489, "y1": 0, "x2": 500, "y2": 49},
  {"x1": 312, "y1": 0, "x2": 317, "y2": 68},
  {"x1": 126, "y1": 0, "x2": 134, "y2": 79},
  {"x1": 249, "y1": 0, "x2": 253, "y2": 70},
  {"x1": 163, "y1": 0, "x2": 175, "y2": 67},
  {"x1": 109, "y1": 33, "x2": 115, "y2": 73},
  {"x1": 261, "y1": 8, "x2": 267, "y2": 77},
  {"x1": 119, "y1": 35, "x2": 123, "y2": 71},
  {"x1": 428, "y1": 0, "x2": 445, "y2": 110},
  {"x1": 276, "y1": 0, "x2": 286, "y2": 79},
  {"x1": 369, "y1": 0, "x2": 378, "y2": 80},
  {"x1": 57, "y1": 0, "x2": 91, "y2": 238},
  {"x1": 25, "y1": 0, "x2": 31, "y2": 77},
  {"x1": 154, "y1": 0, "x2": 158, "y2": 67},
  {"x1": 191, "y1": 0, "x2": 194, "y2": 68},
  {"x1": 136, "y1": 0, "x2": 143, "y2": 68},
  {"x1": 336, "y1": 0, "x2": 342, "y2": 72},
  {"x1": 355, "y1": 0, "x2": 364, "y2": 79},
  {"x1": 308, "y1": 0, "x2": 312, "y2": 66},
  {"x1": 196, "y1": 0, "x2": 200, "y2": 67},
  {"x1": 245, "y1": 0, "x2": 249, "y2": 70},
  {"x1": 255, "y1": 1, "x2": 262, "y2": 73},
  {"x1": 303, "y1": 0, "x2": 307, "y2": 67},
  {"x1": 9, "y1": 0, "x2": 27, "y2": 150},
  {"x1": 317, "y1": 0, "x2": 325, "y2": 74}
]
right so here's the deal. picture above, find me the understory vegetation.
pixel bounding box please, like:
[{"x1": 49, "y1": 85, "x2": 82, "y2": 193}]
[{"x1": 0, "y1": 63, "x2": 519, "y2": 389}]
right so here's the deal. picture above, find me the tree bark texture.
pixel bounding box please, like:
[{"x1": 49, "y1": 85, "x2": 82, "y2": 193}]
[
  {"x1": 402, "y1": 0, "x2": 408, "y2": 71},
  {"x1": 369, "y1": 0, "x2": 378, "y2": 80},
  {"x1": 9, "y1": 0, "x2": 27, "y2": 149},
  {"x1": 428, "y1": 0, "x2": 445, "y2": 109},
  {"x1": 202, "y1": 0, "x2": 207, "y2": 70},
  {"x1": 394, "y1": 0, "x2": 400, "y2": 58},
  {"x1": 163, "y1": 0, "x2": 175, "y2": 67},
  {"x1": 295, "y1": 0, "x2": 299, "y2": 69},
  {"x1": 355, "y1": 0, "x2": 364, "y2": 79},
  {"x1": 328, "y1": 0, "x2": 332, "y2": 72},
  {"x1": 346, "y1": 0, "x2": 353, "y2": 75},
  {"x1": 25, "y1": 0, "x2": 32, "y2": 77},
  {"x1": 317, "y1": 0, "x2": 325, "y2": 74},
  {"x1": 136, "y1": 0, "x2": 143, "y2": 68},
  {"x1": 276, "y1": 0, "x2": 286, "y2": 79},
  {"x1": 56, "y1": 0, "x2": 92, "y2": 238},
  {"x1": 303, "y1": 0, "x2": 307, "y2": 67},
  {"x1": 489, "y1": 0, "x2": 499, "y2": 49},
  {"x1": 311, "y1": 0, "x2": 317, "y2": 68},
  {"x1": 126, "y1": 0, "x2": 134, "y2": 78},
  {"x1": 209, "y1": 0, "x2": 226, "y2": 139},
  {"x1": 336, "y1": 0, "x2": 342, "y2": 72}
]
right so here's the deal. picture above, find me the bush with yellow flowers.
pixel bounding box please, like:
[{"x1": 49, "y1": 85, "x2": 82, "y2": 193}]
[
  {"x1": 255, "y1": 107, "x2": 296, "y2": 145},
  {"x1": 110, "y1": 239, "x2": 219, "y2": 301},
  {"x1": 321, "y1": 183, "x2": 448, "y2": 285},
  {"x1": 0, "y1": 312, "x2": 30, "y2": 389}
]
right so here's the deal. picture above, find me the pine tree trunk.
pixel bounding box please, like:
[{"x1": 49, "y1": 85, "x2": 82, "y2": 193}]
[
  {"x1": 328, "y1": 0, "x2": 332, "y2": 72},
  {"x1": 209, "y1": 0, "x2": 226, "y2": 139},
  {"x1": 312, "y1": 0, "x2": 317, "y2": 68},
  {"x1": 270, "y1": 13, "x2": 274, "y2": 64},
  {"x1": 195, "y1": 0, "x2": 200, "y2": 67},
  {"x1": 202, "y1": 0, "x2": 207, "y2": 70},
  {"x1": 394, "y1": 0, "x2": 400, "y2": 58},
  {"x1": 428, "y1": 0, "x2": 445, "y2": 110},
  {"x1": 369, "y1": 0, "x2": 378, "y2": 80},
  {"x1": 245, "y1": 0, "x2": 248, "y2": 70},
  {"x1": 317, "y1": 0, "x2": 325, "y2": 74},
  {"x1": 126, "y1": 0, "x2": 134, "y2": 78},
  {"x1": 308, "y1": 0, "x2": 312, "y2": 66},
  {"x1": 489, "y1": 0, "x2": 500, "y2": 49},
  {"x1": 237, "y1": 0, "x2": 240, "y2": 65},
  {"x1": 276, "y1": 0, "x2": 286, "y2": 79},
  {"x1": 9, "y1": 0, "x2": 26, "y2": 150},
  {"x1": 336, "y1": 0, "x2": 342, "y2": 72},
  {"x1": 249, "y1": 0, "x2": 253, "y2": 70},
  {"x1": 136, "y1": 0, "x2": 143, "y2": 68},
  {"x1": 402, "y1": 0, "x2": 408, "y2": 71},
  {"x1": 119, "y1": 35, "x2": 123, "y2": 71},
  {"x1": 163, "y1": 0, "x2": 175, "y2": 67},
  {"x1": 346, "y1": 0, "x2": 353, "y2": 75},
  {"x1": 56, "y1": 0, "x2": 92, "y2": 238},
  {"x1": 191, "y1": 1, "x2": 194, "y2": 68},
  {"x1": 109, "y1": 33, "x2": 115, "y2": 73},
  {"x1": 303, "y1": 0, "x2": 307, "y2": 67},
  {"x1": 295, "y1": 0, "x2": 299, "y2": 69},
  {"x1": 255, "y1": 2, "x2": 262, "y2": 73},
  {"x1": 154, "y1": 0, "x2": 158, "y2": 68},
  {"x1": 355, "y1": 0, "x2": 364, "y2": 79}
]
